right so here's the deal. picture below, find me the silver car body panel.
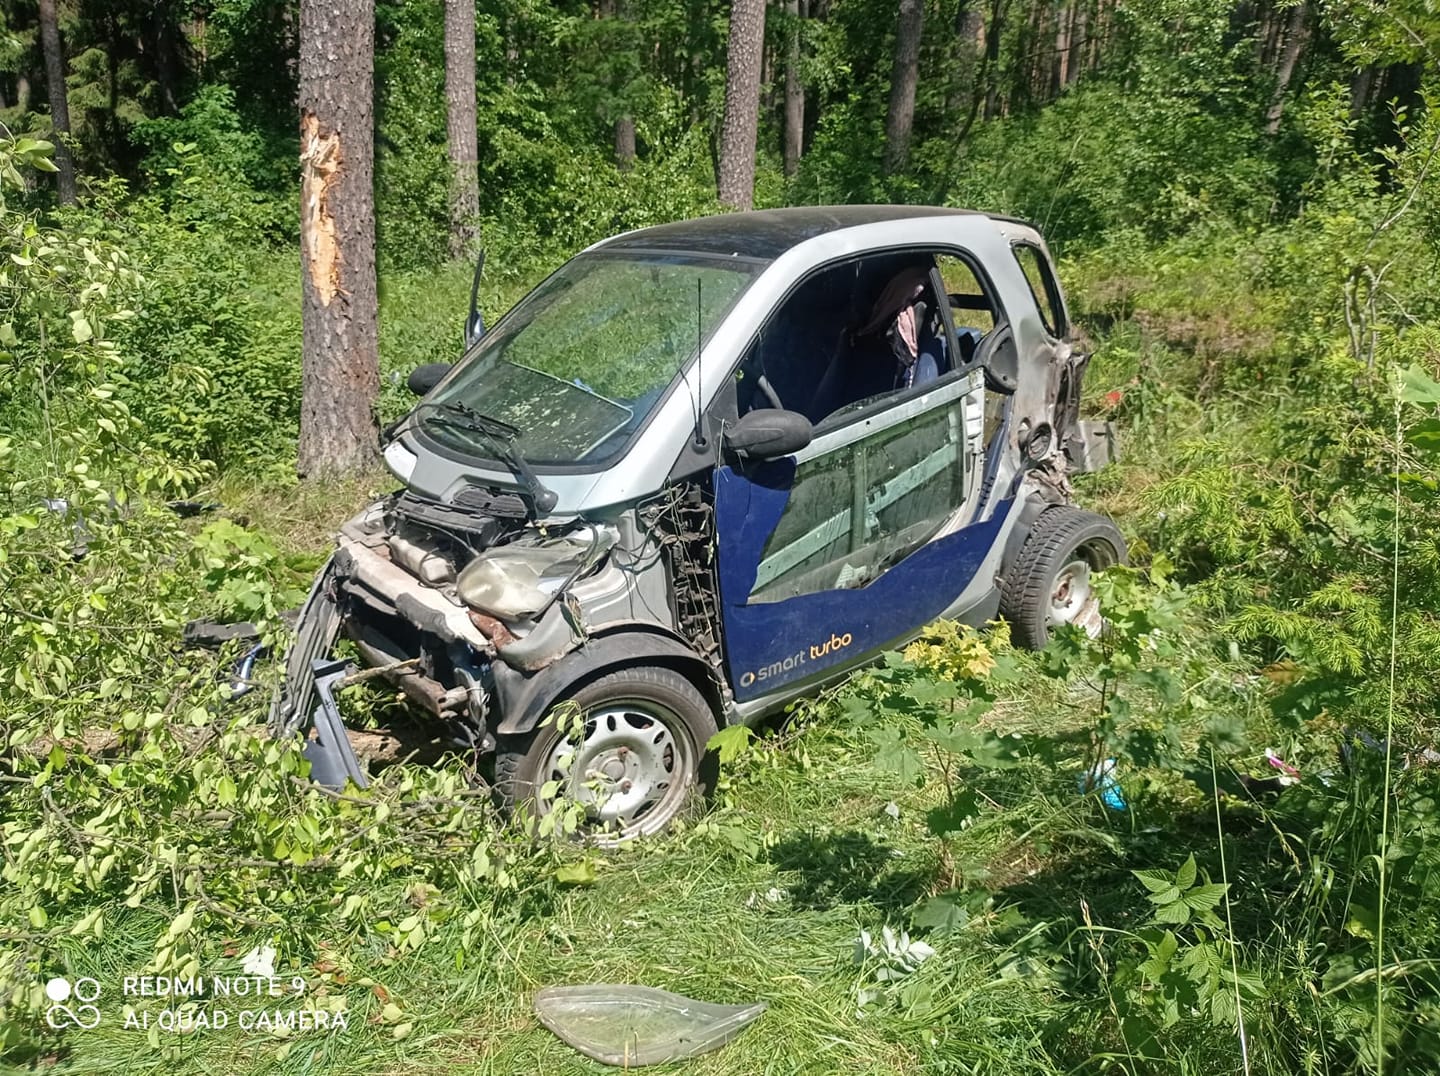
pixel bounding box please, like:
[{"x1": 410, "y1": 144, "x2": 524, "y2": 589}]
[{"x1": 387, "y1": 212, "x2": 1065, "y2": 516}]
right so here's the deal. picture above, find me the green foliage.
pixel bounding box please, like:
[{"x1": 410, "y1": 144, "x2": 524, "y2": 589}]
[
  {"x1": 0, "y1": 139, "x2": 555, "y2": 1061},
  {"x1": 193, "y1": 519, "x2": 307, "y2": 635}
]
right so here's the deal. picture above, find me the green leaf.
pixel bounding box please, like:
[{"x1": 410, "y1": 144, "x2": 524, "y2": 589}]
[
  {"x1": 913, "y1": 894, "x2": 970, "y2": 934},
  {"x1": 169, "y1": 906, "x2": 195, "y2": 936},
  {"x1": 215, "y1": 775, "x2": 237, "y2": 806},
  {"x1": 1132, "y1": 868, "x2": 1175, "y2": 894},
  {"x1": 869, "y1": 726, "x2": 924, "y2": 784},
  {"x1": 1147, "y1": 885, "x2": 1182, "y2": 906},
  {"x1": 1345, "y1": 902, "x2": 1378, "y2": 940},
  {"x1": 707, "y1": 724, "x2": 755, "y2": 765},
  {"x1": 1136, "y1": 930, "x2": 1178, "y2": 980},
  {"x1": 922, "y1": 722, "x2": 976, "y2": 755},
  {"x1": 965, "y1": 732, "x2": 1025, "y2": 769},
  {"x1": 1153, "y1": 900, "x2": 1192, "y2": 925},
  {"x1": 1173, "y1": 854, "x2": 1197, "y2": 891},
  {"x1": 1400, "y1": 365, "x2": 1440, "y2": 404},
  {"x1": 554, "y1": 859, "x2": 597, "y2": 885},
  {"x1": 1407, "y1": 418, "x2": 1440, "y2": 454},
  {"x1": 1182, "y1": 882, "x2": 1229, "y2": 911}
]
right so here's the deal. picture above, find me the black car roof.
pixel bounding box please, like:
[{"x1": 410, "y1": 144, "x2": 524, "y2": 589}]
[{"x1": 596, "y1": 205, "x2": 1025, "y2": 260}]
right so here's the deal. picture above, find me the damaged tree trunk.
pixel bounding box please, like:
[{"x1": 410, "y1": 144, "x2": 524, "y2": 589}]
[
  {"x1": 444, "y1": 0, "x2": 480, "y2": 257},
  {"x1": 297, "y1": 0, "x2": 381, "y2": 480}
]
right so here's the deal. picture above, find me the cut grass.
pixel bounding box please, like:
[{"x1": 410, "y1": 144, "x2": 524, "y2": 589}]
[{"x1": 24, "y1": 700, "x2": 1113, "y2": 1076}]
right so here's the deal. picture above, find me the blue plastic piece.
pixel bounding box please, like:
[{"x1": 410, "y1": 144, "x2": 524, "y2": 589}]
[{"x1": 1080, "y1": 759, "x2": 1126, "y2": 810}]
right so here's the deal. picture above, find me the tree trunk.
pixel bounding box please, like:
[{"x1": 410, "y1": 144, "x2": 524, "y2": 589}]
[
  {"x1": 151, "y1": 0, "x2": 181, "y2": 114},
  {"x1": 948, "y1": 0, "x2": 984, "y2": 113},
  {"x1": 297, "y1": 0, "x2": 381, "y2": 480},
  {"x1": 982, "y1": 0, "x2": 1004, "y2": 121},
  {"x1": 36, "y1": 0, "x2": 76, "y2": 204},
  {"x1": 783, "y1": 0, "x2": 804, "y2": 176},
  {"x1": 883, "y1": 0, "x2": 923, "y2": 173},
  {"x1": 1053, "y1": 2, "x2": 1071, "y2": 93},
  {"x1": 444, "y1": 0, "x2": 480, "y2": 258},
  {"x1": 615, "y1": 116, "x2": 636, "y2": 168},
  {"x1": 1264, "y1": 0, "x2": 1308, "y2": 136},
  {"x1": 717, "y1": 0, "x2": 767, "y2": 209},
  {"x1": 1349, "y1": 64, "x2": 1375, "y2": 121}
]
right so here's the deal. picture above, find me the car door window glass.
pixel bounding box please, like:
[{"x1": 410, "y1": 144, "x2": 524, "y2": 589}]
[
  {"x1": 738, "y1": 250, "x2": 1000, "y2": 427},
  {"x1": 1011, "y1": 244, "x2": 1065, "y2": 337},
  {"x1": 932, "y1": 253, "x2": 1001, "y2": 371},
  {"x1": 749, "y1": 396, "x2": 967, "y2": 603}
]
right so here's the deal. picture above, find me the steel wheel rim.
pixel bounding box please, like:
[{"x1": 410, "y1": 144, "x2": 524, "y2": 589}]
[
  {"x1": 1049, "y1": 539, "x2": 1116, "y2": 639},
  {"x1": 541, "y1": 700, "x2": 696, "y2": 839}
]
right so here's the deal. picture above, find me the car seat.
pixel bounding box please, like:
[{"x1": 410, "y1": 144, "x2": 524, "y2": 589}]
[
  {"x1": 856, "y1": 266, "x2": 948, "y2": 390},
  {"x1": 810, "y1": 266, "x2": 948, "y2": 417}
]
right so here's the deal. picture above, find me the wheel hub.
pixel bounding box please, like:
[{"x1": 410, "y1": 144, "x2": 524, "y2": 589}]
[
  {"x1": 1049, "y1": 558, "x2": 1103, "y2": 638},
  {"x1": 543, "y1": 703, "x2": 691, "y2": 836}
]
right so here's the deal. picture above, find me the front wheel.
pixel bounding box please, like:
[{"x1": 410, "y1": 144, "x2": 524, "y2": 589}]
[
  {"x1": 494, "y1": 666, "x2": 719, "y2": 843},
  {"x1": 1000, "y1": 507, "x2": 1127, "y2": 649}
]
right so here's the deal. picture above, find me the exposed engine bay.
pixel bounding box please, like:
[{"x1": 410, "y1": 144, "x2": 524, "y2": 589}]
[{"x1": 268, "y1": 482, "x2": 721, "y2": 773}]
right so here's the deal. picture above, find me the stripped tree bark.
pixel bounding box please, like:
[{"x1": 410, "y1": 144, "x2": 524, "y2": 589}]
[
  {"x1": 37, "y1": 0, "x2": 76, "y2": 204},
  {"x1": 717, "y1": 0, "x2": 767, "y2": 208},
  {"x1": 297, "y1": 0, "x2": 381, "y2": 479},
  {"x1": 444, "y1": 0, "x2": 480, "y2": 258},
  {"x1": 884, "y1": 0, "x2": 924, "y2": 173}
]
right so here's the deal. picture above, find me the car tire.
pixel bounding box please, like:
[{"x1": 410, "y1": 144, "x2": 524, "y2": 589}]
[
  {"x1": 494, "y1": 666, "x2": 719, "y2": 843},
  {"x1": 1000, "y1": 506, "x2": 1127, "y2": 649}
]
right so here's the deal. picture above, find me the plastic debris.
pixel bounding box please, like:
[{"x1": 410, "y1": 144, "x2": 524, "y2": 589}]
[
  {"x1": 1080, "y1": 758, "x2": 1126, "y2": 810},
  {"x1": 533, "y1": 984, "x2": 766, "y2": 1066}
]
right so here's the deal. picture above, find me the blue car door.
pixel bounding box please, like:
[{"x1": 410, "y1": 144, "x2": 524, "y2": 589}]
[{"x1": 714, "y1": 369, "x2": 1010, "y2": 702}]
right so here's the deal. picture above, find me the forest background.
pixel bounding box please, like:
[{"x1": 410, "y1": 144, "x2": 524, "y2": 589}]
[{"x1": 0, "y1": 0, "x2": 1438, "y2": 1071}]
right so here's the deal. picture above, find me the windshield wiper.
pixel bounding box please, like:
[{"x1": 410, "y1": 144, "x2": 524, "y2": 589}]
[{"x1": 395, "y1": 400, "x2": 559, "y2": 517}]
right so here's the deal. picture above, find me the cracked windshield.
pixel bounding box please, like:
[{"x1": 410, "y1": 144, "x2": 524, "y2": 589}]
[{"x1": 423, "y1": 254, "x2": 762, "y2": 464}]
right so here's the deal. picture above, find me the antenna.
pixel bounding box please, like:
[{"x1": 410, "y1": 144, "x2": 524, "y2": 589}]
[{"x1": 693, "y1": 277, "x2": 707, "y2": 449}]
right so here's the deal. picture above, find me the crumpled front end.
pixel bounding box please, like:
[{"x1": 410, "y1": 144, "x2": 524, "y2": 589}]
[{"x1": 267, "y1": 488, "x2": 681, "y2": 788}]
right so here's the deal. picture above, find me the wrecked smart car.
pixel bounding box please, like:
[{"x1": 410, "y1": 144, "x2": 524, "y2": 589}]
[{"x1": 270, "y1": 205, "x2": 1124, "y2": 839}]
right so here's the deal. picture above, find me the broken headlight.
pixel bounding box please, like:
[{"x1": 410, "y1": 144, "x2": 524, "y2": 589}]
[{"x1": 456, "y1": 526, "x2": 615, "y2": 621}]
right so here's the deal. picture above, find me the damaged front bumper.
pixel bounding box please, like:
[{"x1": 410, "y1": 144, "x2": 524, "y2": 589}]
[{"x1": 267, "y1": 529, "x2": 591, "y2": 790}]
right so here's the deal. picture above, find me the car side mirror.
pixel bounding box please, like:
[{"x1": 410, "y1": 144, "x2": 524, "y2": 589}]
[
  {"x1": 407, "y1": 363, "x2": 452, "y2": 396},
  {"x1": 723, "y1": 408, "x2": 813, "y2": 461},
  {"x1": 976, "y1": 324, "x2": 1018, "y2": 394}
]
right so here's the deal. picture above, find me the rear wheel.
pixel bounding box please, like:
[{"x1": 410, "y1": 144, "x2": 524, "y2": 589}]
[
  {"x1": 494, "y1": 666, "x2": 719, "y2": 843},
  {"x1": 1000, "y1": 507, "x2": 1126, "y2": 649}
]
